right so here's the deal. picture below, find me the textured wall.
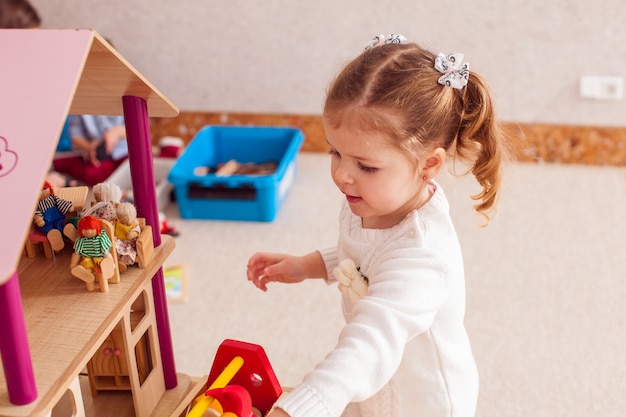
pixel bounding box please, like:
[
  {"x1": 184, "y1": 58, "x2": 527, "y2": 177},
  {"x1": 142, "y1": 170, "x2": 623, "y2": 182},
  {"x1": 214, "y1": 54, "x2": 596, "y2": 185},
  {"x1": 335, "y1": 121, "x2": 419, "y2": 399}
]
[{"x1": 31, "y1": 0, "x2": 626, "y2": 126}]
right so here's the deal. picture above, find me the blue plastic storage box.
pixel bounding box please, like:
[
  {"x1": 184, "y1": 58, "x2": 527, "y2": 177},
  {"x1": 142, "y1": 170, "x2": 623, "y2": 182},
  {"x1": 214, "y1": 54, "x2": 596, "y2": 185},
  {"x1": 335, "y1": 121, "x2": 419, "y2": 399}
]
[{"x1": 168, "y1": 125, "x2": 304, "y2": 222}]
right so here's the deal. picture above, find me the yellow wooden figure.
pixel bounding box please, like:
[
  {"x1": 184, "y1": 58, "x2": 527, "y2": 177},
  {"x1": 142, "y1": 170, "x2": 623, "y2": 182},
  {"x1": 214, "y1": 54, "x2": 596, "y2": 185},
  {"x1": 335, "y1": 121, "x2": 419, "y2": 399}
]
[{"x1": 114, "y1": 202, "x2": 141, "y2": 272}]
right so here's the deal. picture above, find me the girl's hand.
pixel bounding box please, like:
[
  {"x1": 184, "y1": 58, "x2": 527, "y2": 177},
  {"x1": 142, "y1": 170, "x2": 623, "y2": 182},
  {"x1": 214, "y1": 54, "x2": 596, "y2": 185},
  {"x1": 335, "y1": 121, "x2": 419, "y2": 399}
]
[
  {"x1": 246, "y1": 251, "x2": 327, "y2": 291},
  {"x1": 103, "y1": 125, "x2": 126, "y2": 154},
  {"x1": 87, "y1": 141, "x2": 101, "y2": 166},
  {"x1": 246, "y1": 252, "x2": 306, "y2": 291}
]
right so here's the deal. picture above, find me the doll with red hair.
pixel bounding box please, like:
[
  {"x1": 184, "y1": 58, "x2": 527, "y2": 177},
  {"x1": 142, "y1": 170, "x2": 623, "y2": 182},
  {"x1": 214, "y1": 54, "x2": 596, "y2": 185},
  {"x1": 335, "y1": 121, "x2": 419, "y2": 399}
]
[
  {"x1": 70, "y1": 215, "x2": 114, "y2": 291},
  {"x1": 33, "y1": 180, "x2": 74, "y2": 251}
]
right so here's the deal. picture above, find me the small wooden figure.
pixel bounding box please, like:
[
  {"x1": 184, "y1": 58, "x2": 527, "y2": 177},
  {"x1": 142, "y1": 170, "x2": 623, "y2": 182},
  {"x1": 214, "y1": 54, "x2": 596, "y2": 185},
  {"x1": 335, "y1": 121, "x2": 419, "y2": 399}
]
[
  {"x1": 86, "y1": 181, "x2": 123, "y2": 221},
  {"x1": 33, "y1": 181, "x2": 74, "y2": 251},
  {"x1": 70, "y1": 215, "x2": 115, "y2": 292},
  {"x1": 64, "y1": 181, "x2": 122, "y2": 241},
  {"x1": 113, "y1": 202, "x2": 140, "y2": 273}
]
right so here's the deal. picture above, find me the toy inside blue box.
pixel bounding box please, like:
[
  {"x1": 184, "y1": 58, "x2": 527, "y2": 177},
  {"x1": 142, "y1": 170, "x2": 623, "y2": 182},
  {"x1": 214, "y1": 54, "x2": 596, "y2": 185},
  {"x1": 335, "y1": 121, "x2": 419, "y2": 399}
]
[{"x1": 168, "y1": 125, "x2": 304, "y2": 221}]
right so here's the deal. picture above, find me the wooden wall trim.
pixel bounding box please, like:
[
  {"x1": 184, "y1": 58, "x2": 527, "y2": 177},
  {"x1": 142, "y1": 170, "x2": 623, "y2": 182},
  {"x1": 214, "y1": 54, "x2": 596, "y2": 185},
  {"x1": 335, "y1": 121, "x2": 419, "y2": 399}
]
[{"x1": 150, "y1": 112, "x2": 626, "y2": 166}]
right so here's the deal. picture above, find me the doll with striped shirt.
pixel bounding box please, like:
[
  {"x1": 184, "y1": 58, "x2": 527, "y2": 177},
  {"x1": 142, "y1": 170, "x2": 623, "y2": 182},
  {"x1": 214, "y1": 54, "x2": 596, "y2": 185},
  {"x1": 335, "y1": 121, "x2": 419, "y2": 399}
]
[
  {"x1": 33, "y1": 181, "x2": 74, "y2": 251},
  {"x1": 70, "y1": 215, "x2": 114, "y2": 291}
]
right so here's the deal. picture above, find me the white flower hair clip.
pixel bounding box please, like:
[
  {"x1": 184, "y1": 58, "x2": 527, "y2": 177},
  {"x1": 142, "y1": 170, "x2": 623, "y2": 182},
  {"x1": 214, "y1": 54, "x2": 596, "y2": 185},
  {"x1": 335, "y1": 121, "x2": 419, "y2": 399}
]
[
  {"x1": 434, "y1": 52, "x2": 470, "y2": 89},
  {"x1": 364, "y1": 33, "x2": 407, "y2": 50},
  {"x1": 334, "y1": 259, "x2": 369, "y2": 303}
]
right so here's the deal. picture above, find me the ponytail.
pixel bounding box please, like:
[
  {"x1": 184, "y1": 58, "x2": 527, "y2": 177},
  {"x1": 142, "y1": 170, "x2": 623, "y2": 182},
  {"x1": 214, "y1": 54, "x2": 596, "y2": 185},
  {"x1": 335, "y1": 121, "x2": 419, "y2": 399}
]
[{"x1": 454, "y1": 72, "x2": 509, "y2": 225}]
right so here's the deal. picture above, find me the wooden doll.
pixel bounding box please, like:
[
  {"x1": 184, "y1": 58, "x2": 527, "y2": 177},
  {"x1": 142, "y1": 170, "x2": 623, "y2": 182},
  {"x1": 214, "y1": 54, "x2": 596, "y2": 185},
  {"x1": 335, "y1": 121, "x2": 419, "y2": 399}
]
[
  {"x1": 64, "y1": 181, "x2": 122, "y2": 241},
  {"x1": 70, "y1": 215, "x2": 115, "y2": 292},
  {"x1": 84, "y1": 181, "x2": 122, "y2": 221},
  {"x1": 114, "y1": 202, "x2": 140, "y2": 273},
  {"x1": 33, "y1": 181, "x2": 74, "y2": 251}
]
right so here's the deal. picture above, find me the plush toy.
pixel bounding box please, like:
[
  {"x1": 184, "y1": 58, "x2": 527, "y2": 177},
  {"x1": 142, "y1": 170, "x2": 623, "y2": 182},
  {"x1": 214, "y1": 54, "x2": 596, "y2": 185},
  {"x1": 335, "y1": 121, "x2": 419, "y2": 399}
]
[
  {"x1": 33, "y1": 181, "x2": 74, "y2": 251},
  {"x1": 114, "y1": 202, "x2": 141, "y2": 272},
  {"x1": 334, "y1": 258, "x2": 369, "y2": 303},
  {"x1": 70, "y1": 215, "x2": 114, "y2": 292}
]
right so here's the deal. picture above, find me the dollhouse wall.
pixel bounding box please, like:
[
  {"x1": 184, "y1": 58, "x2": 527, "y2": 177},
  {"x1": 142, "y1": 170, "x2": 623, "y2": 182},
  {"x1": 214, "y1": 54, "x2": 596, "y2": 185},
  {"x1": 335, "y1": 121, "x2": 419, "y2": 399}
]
[
  {"x1": 0, "y1": 28, "x2": 180, "y2": 414},
  {"x1": 0, "y1": 29, "x2": 91, "y2": 284}
]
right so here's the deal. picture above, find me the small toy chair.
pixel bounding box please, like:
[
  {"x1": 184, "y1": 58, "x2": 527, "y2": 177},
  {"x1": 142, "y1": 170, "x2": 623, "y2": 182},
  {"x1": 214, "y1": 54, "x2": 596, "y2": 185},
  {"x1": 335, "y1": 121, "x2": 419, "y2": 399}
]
[
  {"x1": 23, "y1": 229, "x2": 53, "y2": 259},
  {"x1": 57, "y1": 186, "x2": 89, "y2": 213},
  {"x1": 135, "y1": 218, "x2": 154, "y2": 269},
  {"x1": 100, "y1": 219, "x2": 121, "y2": 285}
]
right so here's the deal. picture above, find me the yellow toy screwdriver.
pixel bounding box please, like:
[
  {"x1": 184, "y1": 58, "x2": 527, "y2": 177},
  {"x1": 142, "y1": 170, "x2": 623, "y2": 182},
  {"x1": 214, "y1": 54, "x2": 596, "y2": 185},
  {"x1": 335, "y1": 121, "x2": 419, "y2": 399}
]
[{"x1": 187, "y1": 355, "x2": 245, "y2": 417}]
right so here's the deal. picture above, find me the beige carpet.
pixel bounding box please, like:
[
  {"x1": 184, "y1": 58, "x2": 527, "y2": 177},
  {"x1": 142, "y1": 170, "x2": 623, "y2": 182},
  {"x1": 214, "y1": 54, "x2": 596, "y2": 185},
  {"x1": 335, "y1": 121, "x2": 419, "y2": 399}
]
[{"x1": 162, "y1": 152, "x2": 626, "y2": 416}]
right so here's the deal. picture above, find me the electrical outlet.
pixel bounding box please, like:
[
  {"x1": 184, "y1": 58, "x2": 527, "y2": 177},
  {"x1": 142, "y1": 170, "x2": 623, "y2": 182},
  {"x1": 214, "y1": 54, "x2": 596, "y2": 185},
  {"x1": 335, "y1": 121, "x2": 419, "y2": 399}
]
[{"x1": 580, "y1": 76, "x2": 624, "y2": 100}]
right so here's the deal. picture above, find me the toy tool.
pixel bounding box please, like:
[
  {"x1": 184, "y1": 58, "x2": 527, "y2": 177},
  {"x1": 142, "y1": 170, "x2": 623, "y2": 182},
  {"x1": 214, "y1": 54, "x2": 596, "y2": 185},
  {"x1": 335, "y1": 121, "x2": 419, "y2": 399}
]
[
  {"x1": 187, "y1": 355, "x2": 244, "y2": 417},
  {"x1": 187, "y1": 339, "x2": 282, "y2": 417},
  {"x1": 205, "y1": 385, "x2": 252, "y2": 417},
  {"x1": 208, "y1": 340, "x2": 282, "y2": 415}
]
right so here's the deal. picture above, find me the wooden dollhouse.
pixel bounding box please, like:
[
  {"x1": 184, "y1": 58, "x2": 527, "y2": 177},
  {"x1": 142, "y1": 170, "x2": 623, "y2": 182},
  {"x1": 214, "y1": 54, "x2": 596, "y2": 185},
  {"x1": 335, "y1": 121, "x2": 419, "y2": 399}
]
[{"x1": 0, "y1": 29, "x2": 204, "y2": 417}]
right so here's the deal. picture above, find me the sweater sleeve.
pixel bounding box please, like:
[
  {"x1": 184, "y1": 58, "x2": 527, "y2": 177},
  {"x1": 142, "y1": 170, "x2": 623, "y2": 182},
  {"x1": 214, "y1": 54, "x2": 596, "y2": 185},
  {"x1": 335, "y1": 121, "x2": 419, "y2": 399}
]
[
  {"x1": 275, "y1": 384, "x2": 331, "y2": 417},
  {"x1": 276, "y1": 244, "x2": 450, "y2": 417},
  {"x1": 318, "y1": 247, "x2": 338, "y2": 284}
]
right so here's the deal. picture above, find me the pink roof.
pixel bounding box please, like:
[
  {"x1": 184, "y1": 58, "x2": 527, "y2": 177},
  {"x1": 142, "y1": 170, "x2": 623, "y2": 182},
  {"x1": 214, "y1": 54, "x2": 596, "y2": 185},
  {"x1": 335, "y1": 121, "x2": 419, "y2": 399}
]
[{"x1": 0, "y1": 29, "x2": 178, "y2": 283}]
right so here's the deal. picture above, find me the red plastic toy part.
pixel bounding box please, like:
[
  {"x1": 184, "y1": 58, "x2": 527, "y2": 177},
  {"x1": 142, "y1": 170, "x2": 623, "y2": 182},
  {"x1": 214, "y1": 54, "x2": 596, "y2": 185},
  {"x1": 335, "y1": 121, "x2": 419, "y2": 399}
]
[
  {"x1": 207, "y1": 339, "x2": 282, "y2": 416},
  {"x1": 205, "y1": 385, "x2": 252, "y2": 417}
]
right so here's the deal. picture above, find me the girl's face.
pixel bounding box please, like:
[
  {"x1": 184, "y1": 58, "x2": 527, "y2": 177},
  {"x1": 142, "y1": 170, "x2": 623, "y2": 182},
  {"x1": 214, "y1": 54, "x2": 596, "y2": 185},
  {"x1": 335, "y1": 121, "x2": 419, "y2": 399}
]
[{"x1": 325, "y1": 122, "x2": 431, "y2": 229}]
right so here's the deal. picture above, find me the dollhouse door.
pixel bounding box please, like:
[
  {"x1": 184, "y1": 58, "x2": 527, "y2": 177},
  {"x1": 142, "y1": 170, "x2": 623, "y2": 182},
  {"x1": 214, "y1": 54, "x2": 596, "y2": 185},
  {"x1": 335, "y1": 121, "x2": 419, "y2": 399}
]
[{"x1": 123, "y1": 284, "x2": 166, "y2": 417}]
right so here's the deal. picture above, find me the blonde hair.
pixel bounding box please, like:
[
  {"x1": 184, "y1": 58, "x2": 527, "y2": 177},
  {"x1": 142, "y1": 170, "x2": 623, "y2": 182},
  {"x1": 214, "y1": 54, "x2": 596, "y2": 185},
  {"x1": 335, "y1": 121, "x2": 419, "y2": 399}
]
[
  {"x1": 323, "y1": 42, "x2": 509, "y2": 224},
  {"x1": 116, "y1": 202, "x2": 137, "y2": 223},
  {"x1": 93, "y1": 182, "x2": 122, "y2": 203},
  {"x1": 82, "y1": 182, "x2": 123, "y2": 219}
]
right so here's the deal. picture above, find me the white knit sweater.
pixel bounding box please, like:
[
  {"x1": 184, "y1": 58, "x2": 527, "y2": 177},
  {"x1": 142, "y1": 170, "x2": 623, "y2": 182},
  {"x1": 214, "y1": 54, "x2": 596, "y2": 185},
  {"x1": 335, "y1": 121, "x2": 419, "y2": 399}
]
[{"x1": 274, "y1": 182, "x2": 478, "y2": 417}]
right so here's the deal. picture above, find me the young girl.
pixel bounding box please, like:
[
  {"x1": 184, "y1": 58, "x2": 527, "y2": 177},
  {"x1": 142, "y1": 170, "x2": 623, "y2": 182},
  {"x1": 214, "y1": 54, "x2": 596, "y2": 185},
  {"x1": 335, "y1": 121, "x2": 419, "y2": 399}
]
[{"x1": 247, "y1": 34, "x2": 508, "y2": 417}]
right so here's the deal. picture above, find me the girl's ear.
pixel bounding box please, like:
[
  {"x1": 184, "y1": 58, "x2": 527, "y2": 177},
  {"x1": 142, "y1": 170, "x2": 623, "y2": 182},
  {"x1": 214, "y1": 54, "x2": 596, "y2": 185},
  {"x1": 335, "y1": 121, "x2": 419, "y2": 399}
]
[{"x1": 421, "y1": 147, "x2": 446, "y2": 179}]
